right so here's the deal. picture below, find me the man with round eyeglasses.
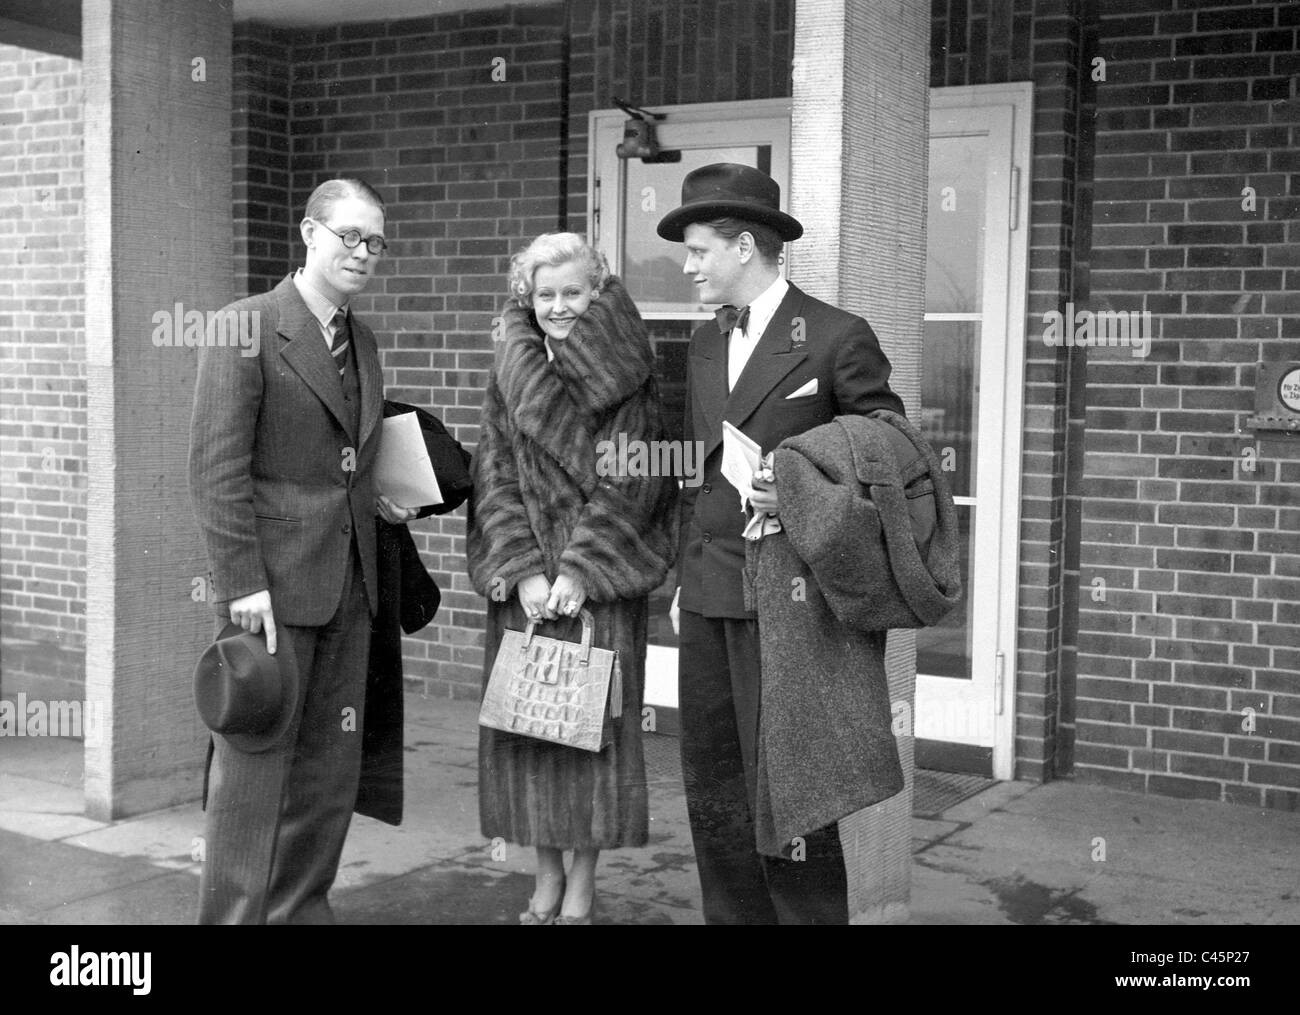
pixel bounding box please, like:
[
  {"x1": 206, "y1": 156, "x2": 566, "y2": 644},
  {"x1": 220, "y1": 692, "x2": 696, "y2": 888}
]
[
  {"x1": 189, "y1": 177, "x2": 417, "y2": 923},
  {"x1": 316, "y1": 223, "x2": 389, "y2": 256}
]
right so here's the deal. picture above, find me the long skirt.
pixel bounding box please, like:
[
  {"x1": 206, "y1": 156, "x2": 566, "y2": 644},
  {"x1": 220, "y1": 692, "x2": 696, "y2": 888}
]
[{"x1": 478, "y1": 593, "x2": 649, "y2": 850}]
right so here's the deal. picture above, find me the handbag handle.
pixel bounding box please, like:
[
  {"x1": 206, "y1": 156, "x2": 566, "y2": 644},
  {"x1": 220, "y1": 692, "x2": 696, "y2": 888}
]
[{"x1": 521, "y1": 607, "x2": 596, "y2": 662}]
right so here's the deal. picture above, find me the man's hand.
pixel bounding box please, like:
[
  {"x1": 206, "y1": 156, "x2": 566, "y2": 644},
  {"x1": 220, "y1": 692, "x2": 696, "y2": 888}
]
[
  {"x1": 375, "y1": 494, "x2": 419, "y2": 525},
  {"x1": 517, "y1": 574, "x2": 554, "y2": 622},
  {"x1": 229, "y1": 589, "x2": 277, "y2": 655},
  {"x1": 750, "y1": 469, "x2": 779, "y2": 516},
  {"x1": 670, "y1": 586, "x2": 680, "y2": 636},
  {"x1": 546, "y1": 573, "x2": 587, "y2": 619}
]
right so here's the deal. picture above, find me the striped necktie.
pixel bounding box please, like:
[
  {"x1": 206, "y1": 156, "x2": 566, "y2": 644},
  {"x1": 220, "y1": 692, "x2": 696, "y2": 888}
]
[{"x1": 330, "y1": 309, "x2": 351, "y2": 379}]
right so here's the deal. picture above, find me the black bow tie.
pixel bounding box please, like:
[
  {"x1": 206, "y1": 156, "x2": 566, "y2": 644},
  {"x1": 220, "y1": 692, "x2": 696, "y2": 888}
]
[{"x1": 715, "y1": 304, "x2": 751, "y2": 334}]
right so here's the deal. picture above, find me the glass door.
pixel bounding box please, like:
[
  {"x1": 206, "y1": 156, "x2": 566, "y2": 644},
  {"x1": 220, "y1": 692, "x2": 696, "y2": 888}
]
[{"x1": 916, "y1": 86, "x2": 1031, "y2": 780}]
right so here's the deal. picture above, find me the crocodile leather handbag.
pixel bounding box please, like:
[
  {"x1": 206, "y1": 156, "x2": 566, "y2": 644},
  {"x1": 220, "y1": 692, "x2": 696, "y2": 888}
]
[{"x1": 478, "y1": 608, "x2": 621, "y2": 752}]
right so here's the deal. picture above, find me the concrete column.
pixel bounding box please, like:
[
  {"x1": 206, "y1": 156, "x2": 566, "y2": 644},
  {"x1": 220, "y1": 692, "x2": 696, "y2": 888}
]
[
  {"x1": 82, "y1": 0, "x2": 232, "y2": 819},
  {"x1": 790, "y1": 0, "x2": 929, "y2": 923}
]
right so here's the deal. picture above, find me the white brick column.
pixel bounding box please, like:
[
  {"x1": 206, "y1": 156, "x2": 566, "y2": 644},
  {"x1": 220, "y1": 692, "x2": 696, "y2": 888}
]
[
  {"x1": 83, "y1": 0, "x2": 232, "y2": 819},
  {"x1": 790, "y1": 0, "x2": 929, "y2": 923}
]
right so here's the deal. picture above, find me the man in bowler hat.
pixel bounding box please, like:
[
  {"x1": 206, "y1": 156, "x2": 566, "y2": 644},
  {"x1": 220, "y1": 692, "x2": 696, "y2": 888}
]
[
  {"x1": 189, "y1": 177, "x2": 417, "y2": 923},
  {"x1": 659, "y1": 163, "x2": 905, "y2": 924}
]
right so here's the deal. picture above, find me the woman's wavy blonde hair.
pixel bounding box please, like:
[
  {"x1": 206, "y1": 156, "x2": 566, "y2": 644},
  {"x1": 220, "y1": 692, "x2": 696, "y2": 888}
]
[{"x1": 507, "y1": 232, "x2": 610, "y2": 308}]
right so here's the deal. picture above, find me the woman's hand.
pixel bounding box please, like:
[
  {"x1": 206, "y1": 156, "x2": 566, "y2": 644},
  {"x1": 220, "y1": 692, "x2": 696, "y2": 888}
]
[
  {"x1": 517, "y1": 574, "x2": 554, "y2": 622},
  {"x1": 546, "y1": 573, "x2": 587, "y2": 619}
]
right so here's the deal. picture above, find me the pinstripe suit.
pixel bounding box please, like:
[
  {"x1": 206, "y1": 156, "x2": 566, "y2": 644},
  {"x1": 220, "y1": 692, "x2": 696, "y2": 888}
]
[{"x1": 188, "y1": 274, "x2": 384, "y2": 923}]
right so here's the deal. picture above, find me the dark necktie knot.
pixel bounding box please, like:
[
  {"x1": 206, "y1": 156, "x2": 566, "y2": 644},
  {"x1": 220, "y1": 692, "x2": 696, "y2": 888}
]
[{"x1": 715, "y1": 304, "x2": 750, "y2": 334}]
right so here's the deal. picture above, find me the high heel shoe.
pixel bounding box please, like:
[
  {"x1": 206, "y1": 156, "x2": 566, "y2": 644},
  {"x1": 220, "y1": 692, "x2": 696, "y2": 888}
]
[
  {"x1": 519, "y1": 878, "x2": 565, "y2": 925},
  {"x1": 553, "y1": 894, "x2": 595, "y2": 925}
]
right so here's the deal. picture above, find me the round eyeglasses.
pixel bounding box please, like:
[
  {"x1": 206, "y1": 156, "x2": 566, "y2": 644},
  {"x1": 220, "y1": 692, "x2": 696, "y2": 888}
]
[{"x1": 318, "y1": 222, "x2": 388, "y2": 255}]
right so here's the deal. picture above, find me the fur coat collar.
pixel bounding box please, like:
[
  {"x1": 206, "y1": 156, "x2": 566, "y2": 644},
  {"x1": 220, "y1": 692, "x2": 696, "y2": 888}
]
[
  {"x1": 467, "y1": 275, "x2": 678, "y2": 604},
  {"x1": 494, "y1": 277, "x2": 655, "y2": 495}
]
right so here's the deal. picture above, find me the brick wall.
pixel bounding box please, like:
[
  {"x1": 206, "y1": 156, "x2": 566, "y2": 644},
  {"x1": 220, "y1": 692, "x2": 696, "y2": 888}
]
[
  {"x1": 273, "y1": 5, "x2": 570, "y2": 695},
  {"x1": 0, "y1": 43, "x2": 86, "y2": 692},
  {"x1": 233, "y1": 22, "x2": 293, "y2": 297},
  {"x1": 930, "y1": 0, "x2": 1088, "y2": 780},
  {"x1": 564, "y1": 0, "x2": 795, "y2": 227},
  {"x1": 1075, "y1": 0, "x2": 1300, "y2": 810},
  {"x1": 565, "y1": 0, "x2": 795, "y2": 442}
]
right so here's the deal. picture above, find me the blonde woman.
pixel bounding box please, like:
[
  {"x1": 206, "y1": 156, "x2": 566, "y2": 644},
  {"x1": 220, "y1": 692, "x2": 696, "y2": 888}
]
[{"x1": 467, "y1": 233, "x2": 677, "y2": 924}]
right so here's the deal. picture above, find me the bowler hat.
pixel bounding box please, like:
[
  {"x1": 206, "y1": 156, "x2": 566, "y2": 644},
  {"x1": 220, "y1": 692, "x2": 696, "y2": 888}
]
[
  {"x1": 656, "y1": 163, "x2": 803, "y2": 243},
  {"x1": 193, "y1": 622, "x2": 299, "y2": 753}
]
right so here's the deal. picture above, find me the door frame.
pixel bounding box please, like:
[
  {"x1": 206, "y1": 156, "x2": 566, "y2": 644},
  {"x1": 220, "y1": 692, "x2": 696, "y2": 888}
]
[{"x1": 923, "y1": 82, "x2": 1032, "y2": 781}]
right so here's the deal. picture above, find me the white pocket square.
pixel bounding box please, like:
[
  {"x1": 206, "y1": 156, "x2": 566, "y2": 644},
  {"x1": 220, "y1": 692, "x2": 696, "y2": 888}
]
[{"x1": 785, "y1": 379, "x2": 817, "y2": 399}]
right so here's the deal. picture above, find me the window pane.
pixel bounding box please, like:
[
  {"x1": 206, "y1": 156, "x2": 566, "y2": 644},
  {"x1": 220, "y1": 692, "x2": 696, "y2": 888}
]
[
  {"x1": 622, "y1": 145, "x2": 771, "y2": 309},
  {"x1": 919, "y1": 320, "x2": 980, "y2": 499},
  {"x1": 646, "y1": 322, "x2": 692, "y2": 650},
  {"x1": 926, "y1": 133, "x2": 987, "y2": 314},
  {"x1": 915, "y1": 505, "x2": 974, "y2": 680}
]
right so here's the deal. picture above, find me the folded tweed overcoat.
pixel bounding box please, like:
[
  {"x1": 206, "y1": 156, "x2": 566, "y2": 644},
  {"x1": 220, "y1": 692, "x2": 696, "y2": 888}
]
[
  {"x1": 466, "y1": 276, "x2": 678, "y2": 849},
  {"x1": 747, "y1": 410, "x2": 963, "y2": 857}
]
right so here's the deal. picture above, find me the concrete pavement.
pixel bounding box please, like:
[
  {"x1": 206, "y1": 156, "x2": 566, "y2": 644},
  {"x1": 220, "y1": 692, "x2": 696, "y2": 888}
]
[{"x1": 1, "y1": 692, "x2": 1297, "y2": 925}]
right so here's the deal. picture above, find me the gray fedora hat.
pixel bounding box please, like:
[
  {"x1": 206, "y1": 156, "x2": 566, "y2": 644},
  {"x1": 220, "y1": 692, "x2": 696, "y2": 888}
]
[
  {"x1": 656, "y1": 163, "x2": 803, "y2": 243},
  {"x1": 193, "y1": 622, "x2": 298, "y2": 754}
]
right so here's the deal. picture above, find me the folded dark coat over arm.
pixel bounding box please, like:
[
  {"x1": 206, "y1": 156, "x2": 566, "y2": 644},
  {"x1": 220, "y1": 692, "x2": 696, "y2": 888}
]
[{"x1": 357, "y1": 401, "x2": 473, "y2": 826}]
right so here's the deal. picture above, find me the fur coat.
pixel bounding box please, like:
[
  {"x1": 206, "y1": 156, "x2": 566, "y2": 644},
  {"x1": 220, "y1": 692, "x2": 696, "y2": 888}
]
[{"x1": 466, "y1": 275, "x2": 677, "y2": 849}]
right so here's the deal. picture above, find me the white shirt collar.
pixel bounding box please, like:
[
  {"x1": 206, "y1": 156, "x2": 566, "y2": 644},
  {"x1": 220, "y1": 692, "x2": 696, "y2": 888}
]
[
  {"x1": 293, "y1": 268, "x2": 346, "y2": 330},
  {"x1": 741, "y1": 274, "x2": 789, "y2": 340}
]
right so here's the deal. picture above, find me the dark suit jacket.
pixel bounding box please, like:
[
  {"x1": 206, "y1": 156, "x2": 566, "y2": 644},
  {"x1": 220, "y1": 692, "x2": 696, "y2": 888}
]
[
  {"x1": 677, "y1": 281, "x2": 905, "y2": 617},
  {"x1": 188, "y1": 273, "x2": 384, "y2": 625},
  {"x1": 357, "y1": 401, "x2": 472, "y2": 826}
]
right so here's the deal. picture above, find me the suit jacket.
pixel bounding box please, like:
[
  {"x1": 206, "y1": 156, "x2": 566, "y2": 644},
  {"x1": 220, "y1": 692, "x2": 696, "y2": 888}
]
[
  {"x1": 677, "y1": 281, "x2": 906, "y2": 617},
  {"x1": 188, "y1": 274, "x2": 384, "y2": 625},
  {"x1": 357, "y1": 401, "x2": 472, "y2": 826}
]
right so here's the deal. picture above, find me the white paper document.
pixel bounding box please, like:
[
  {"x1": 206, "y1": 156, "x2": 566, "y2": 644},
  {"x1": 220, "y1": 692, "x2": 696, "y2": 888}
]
[
  {"x1": 375, "y1": 411, "x2": 443, "y2": 508},
  {"x1": 721, "y1": 420, "x2": 762, "y2": 512}
]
